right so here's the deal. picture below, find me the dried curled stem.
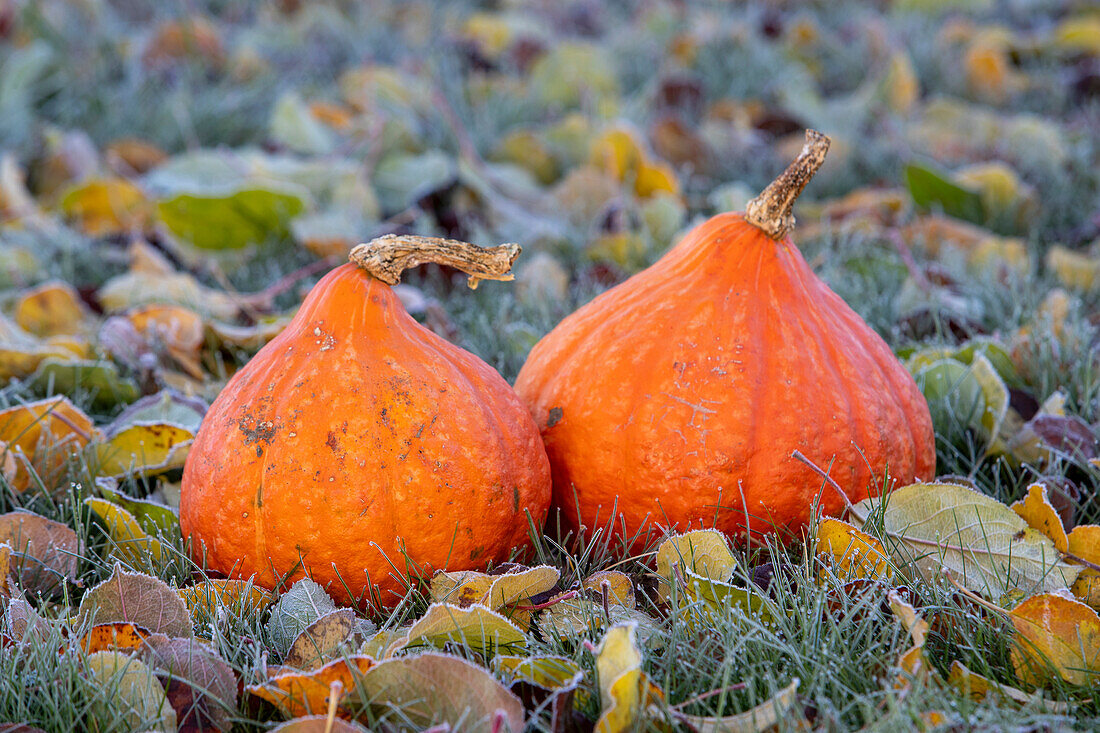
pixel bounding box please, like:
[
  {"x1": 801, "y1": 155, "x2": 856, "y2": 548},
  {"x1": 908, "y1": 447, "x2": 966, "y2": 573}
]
[
  {"x1": 744, "y1": 129, "x2": 831, "y2": 240},
  {"x1": 349, "y1": 234, "x2": 521, "y2": 289}
]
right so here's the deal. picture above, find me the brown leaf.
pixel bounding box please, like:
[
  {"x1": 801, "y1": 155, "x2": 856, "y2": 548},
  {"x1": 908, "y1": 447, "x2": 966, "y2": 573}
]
[
  {"x1": 268, "y1": 717, "x2": 370, "y2": 733},
  {"x1": 359, "y1": 652, "x2": 524, "y2": 733},
  {"x1": 0, "y1": 510, "x2": 80, "y2": 595},
  {"x1": 141, "y1": 634, "x2": 239, "y2": 732},
  {"x1": 283, "y1": 609, "x2": 357, "y2": 670},
  {"x1": 77, "y1": 564, "x2": 193, "y2": 638}
]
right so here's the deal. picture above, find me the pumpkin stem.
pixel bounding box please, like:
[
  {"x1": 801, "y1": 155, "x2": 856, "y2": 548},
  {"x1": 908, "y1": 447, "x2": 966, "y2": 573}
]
[
  {"x1": 744, "y1": 129, "x2": 831, "y2": 240},
  {"x1": 349, "y1": 234, "x2": 521, "y2": 289}
]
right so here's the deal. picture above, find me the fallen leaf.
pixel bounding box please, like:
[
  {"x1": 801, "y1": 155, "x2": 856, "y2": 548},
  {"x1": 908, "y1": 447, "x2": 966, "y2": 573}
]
[
  {"x1": 58, "y1": 178, "x2": 150, "y2": 236},
  {"x1": 815, "y1": 518, "x2": 894, "y2": 581},
  {"x1": 246, "y1": 656, "x2": 374, "y2": 719},
  {"x1": 1010, "y1": 592, "x2": 1100, "y2": 687},
  {"x1": 178, "y1": 579, "x2": 275, "y2": 618},
  {"x1": 269, "y1": 717, "x2": 370, "y2": 733},
  {"x1": 0, "y1": 396, "x2": 94, "y2": 492},
  {"x1": 95, "y1": 479, "x2": 180, "y2": 536},
  {"x1": 13, "y1": 280, "x2": 91, "y2": 337},
  {"x1": 141, "y1": 634, "x2": 239, "y2": 732},
  {"x1": 80, "y1": 623, "x2": 151, "y2": 654},
  {"x1": 0, "y1": 543, "x2": 12, "y2": 597},
  {"x1": 84, "y1": 650, "x2": 177, "y2": 732},
  {"x1": 583, "y1": 571, "x2": 636, "y2": 608},
  {"x1": 428, "y1": 564, "x2": 559, "y2": 611},
  {"x1": 359, "y1": 652, "x2": 524, "y2": 733},
  {"x1": 1068, "y1": 525, "x2": 1100, "y2": 609},
  {"x1": 0, "y1": 510, "x2": 80, "y2": 595},
  {"x1": 84, "y1": 497, "x2": 168, "y2": 565},
  {"x1": 28, "y1": 358, "x2": 140, "y2": 411},
  {"x1": 656, "y1": 530, "x2": 737, "y2": 599},
  {"x1": 94, "y1": 422, "x2": 194, "y2": 478},
  {"x1": 889, "y1": 589, "x2": 931, "y2": 693},
  {"x1": 591, "y1": 622, "x2": 663, "y2": 733},
  {"x1": 97, "y1": 270, "x2": 241, "y2": 321},
  {"x1": 266, "y1": 578, "x2": 338, "y2": 656},
  {"x1": 395, "y1": 603, "x2": 527, "y2": 657},
  {"x1": 1011, "y1": 484, "x2": 1069, "y2": 553},
  {"x1": 905, "y1": 162, "x2": 984, "y2": 224},
  {"x1": 78, "y1": 564, "x2": 193, "y2": 637},
  {"x1": 673, "y1": 679, "x2": 801, "y2": 733},
  {"x1": 284, "y1": 609, "x2": 357, "y2": 670},
  {"x1": 850, "y1": 482, "x2": 1080, "y2": 597}
]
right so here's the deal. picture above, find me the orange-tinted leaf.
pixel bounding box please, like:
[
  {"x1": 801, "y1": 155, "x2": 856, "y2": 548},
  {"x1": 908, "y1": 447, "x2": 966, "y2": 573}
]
[
  {"x1": 1010, "y1": 592, "x2": 1100, "y2": 687},
  {"x1": 947, "y1": 660, "x2": 1071, "y2": 711},
  {"x1": 80, "y1": 622, "x2": 150, "y2": 654},
  {"x1": 58, "y1": 178, "x2": 151, "y2": 236},
  {"x1": 13, "y1": 281, "x2": 90, "y2": 338},
  {"x1": 245, "y1": 656, "x2": 374, "y2": 719},
  {"x1": 1011, "y1": 483, "x2": 1069, "y2": 552},
  {"x1": 1068, "y1": 525, "x2": 1100, "y2": 609},
  {"x1": 0, "y1": 510, "x2": 80, "y2": 594},
  {"x1": 0, "y1": 396, "x2": 95, "y2": 492}
]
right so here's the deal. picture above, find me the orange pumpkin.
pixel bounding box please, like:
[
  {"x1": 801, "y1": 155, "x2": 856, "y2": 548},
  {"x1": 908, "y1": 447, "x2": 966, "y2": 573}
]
[
  {"x1": 181, "y1": 235, "x2": 552, "y2": 608},
  {"x1": 515, "y1": 131, "x2": 935, "y2": 547}
]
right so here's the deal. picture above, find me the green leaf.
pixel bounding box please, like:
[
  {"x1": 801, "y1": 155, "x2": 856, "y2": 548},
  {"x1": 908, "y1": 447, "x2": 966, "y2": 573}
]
[
  {"x1": 156, "y1": 186, "x2": 306, "y2": 250},
  {"x1": 85, "y1": 651, "x2": 177, "y2": 732},
  {"x1": 905, "y1": 162, "x2": 985, "y2": 224},
  {"x1": 29, "y1": 358, "x2": 140, "y2": 410}
]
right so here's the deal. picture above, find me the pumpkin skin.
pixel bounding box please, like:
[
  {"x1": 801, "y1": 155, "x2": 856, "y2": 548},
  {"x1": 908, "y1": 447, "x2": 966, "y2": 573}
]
[
  {"x1": 181, "y1": 262, "x2": 551, "y2": 608},
  {"x1": 514, "y1": 210, "x2": 936, "y2": 546}
]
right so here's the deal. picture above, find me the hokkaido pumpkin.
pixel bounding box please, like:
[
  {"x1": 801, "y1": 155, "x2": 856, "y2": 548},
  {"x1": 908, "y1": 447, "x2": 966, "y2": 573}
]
[
  {"x1": 180, "y1": 235, "x2": 552, "y2": 608},
  {"x1": 514, "y1": 130, "x2": 935, "y2": 546}
]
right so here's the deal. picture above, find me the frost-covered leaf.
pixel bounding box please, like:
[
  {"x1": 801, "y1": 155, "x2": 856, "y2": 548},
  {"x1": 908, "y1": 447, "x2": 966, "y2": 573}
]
[
  {"x1": 266, "y1": 578, "x2": 338, "y2": 656},
  {"x1": 141, "y1": 634, "x2": 238, "y2": 732},
  {"x1": 673, "y1": 679, "x2": 801, "y2": 733},
  {"x1": 246, "y1": 656, "x2": 374, "y2": 719},
  {"x1": 1011, "y1": 484, "x2": 1069, "y2": 553},
  {"x1": 78, "y1": 564, "x2": 193, "y2": 637},
  {"x1": 0, "y1": 510, "x2": 79, "y2": 595},
  {"x1": 283, "y1": 609, "x2": 357, "y2": 670},
  {"x1": 851, "y1": 482, "x2": 1080, "y2": 597},
  {"x1": 1010, "y1": 593, "x2": 1100, "y2": 687},
  {"x1": 359, "y1": 652, "x2": 524, "y2": 733},
  {"x1": 85, "y1": 651, "x2": 177, "y2": 732},
  {"x1": 84, "y1": 497, "x2": 168, "y2": 565},
  {"x1": 396, "y1": 603, "x2": 527, "y2": 656},
  {"x1": 815, "y1": 518, "x2": 894, "y2": 582}
]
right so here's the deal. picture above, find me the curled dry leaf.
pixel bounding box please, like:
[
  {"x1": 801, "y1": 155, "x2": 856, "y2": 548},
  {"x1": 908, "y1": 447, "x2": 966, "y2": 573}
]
[
  {"x1": 1009, "y1": 592, "x2": 1100, "y2": 687},
  {"x1": 428, "y1": 564, "x2": 560, "y2": 610},
  {"x1": 94, "y1": 422, "x2": 194, "y2": 478},
  {"x1": 851, "y1": 482, "x2": 1081, "y2": 597},
  {"x1": 814, "y1": 518, "x2": 894, "y2": 582},
  {"x1": 592, "y1": 622, "x2": 663, "y2": 733},
  {"x1": 84, "y1": 497, "x2": 168, "y2": 565},
  {"x1": 888, "y1": 589, "x2": 931, "y2": 694},
  {"x1": 1011, "y1": 483, "x2": 1069, "y2": 553},
  {"x1": 77, "y1": 564, "x2": 193, "y2": 638},
  {"x1": 359, "y1": 652, "x2": 524, "y2": 733},
  {"x1": 283, "y1": 609, "x2": 357, "y2": 670},
  {"x1": 0, "y1": 510, "x2": 79, "y2": 595},
  {"x1": 246, "y1": 656, "x2": 374, "y2": 719}
]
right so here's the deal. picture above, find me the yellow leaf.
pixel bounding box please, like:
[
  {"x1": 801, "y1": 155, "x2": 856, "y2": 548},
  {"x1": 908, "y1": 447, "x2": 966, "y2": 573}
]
[
  {"x1": 583, "y1": 570, "x2": 636, "y2": 608},
  {"x1": 1052, "y1": 16, "x2": 1100, "y2": 55},
  {"x1": 84, "y1": 497, "x2": 167, "y2": 564},
  {"x1": 948, "y1": 660, "x2": 1072, "y2": 711},
  {"x1": 592, "y1": 622, "x2": 662, "y2": 733},
  {"x1": 1068, "y1": 525, "x2": 1100, "y2": 610},
  {"x1": 394, "y1": 603, "x2": 527, "y2": 656},
  {"x1": 634, "y1": 160, "x2": 680, "y2": 198},
  {"x1": 889, "y1": 590, "x2": 930, "y2": 693},
  {"x1": 0, "y1": 396, "x2": 95, "y2": 492},
  {"x1": 1010, "y1": 592, "x2": 1100, "y2": 687},
  {"x1": 656, "y1": 529, "x2": 736, "y2": 599},
  {"x1": 1046, "y1": 246, "x2": 1099, "y2": 292},
  {"x1": 94, "y1": 423, "x2": 194, "y2": 478},
  {"x1": 58, "y1": 178, "x2": 151, "y2": 236},
  {"x1": 1011, "y1": 483, "x2": 1069, "y2": 553},
  {"x1": 815, "y1": 518, "x2": 894, "y2": 581},
  {"x1": 179, "y1": 579, "x2": 275, "y2": 617},
  {"x1": 85, "y1": 651, "x2": 177, "y2": 732},
  {"x1": 13, "y1": 281, "x2": 91, "y2": 337},
  {"x1": 0, "y1": 542, "x2": 12, "y2": 597},
  {"x1": 590, "y1": 128, "x2": 644, "y2": 182}
]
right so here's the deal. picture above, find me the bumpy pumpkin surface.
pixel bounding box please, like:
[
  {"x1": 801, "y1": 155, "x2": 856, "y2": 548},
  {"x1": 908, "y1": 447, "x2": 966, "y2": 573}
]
[
  {"x1": 515, "y1": 131, "x2": 935, "y2": 545},
  {"x1": 181, "y1": 239, "x2": 551, "y2": 608}
]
